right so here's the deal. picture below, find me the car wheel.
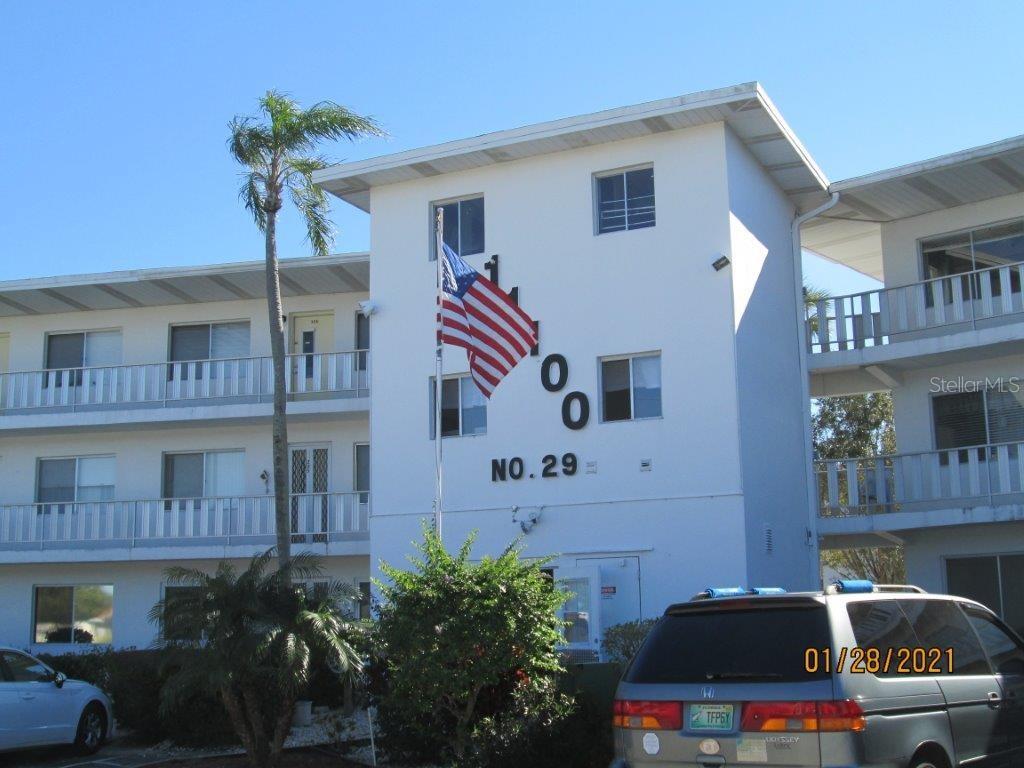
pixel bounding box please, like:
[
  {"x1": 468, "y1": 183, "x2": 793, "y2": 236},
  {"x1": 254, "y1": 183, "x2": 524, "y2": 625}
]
[{"x1": 74, "y1": 703, "x2": 106, "y2": 755}]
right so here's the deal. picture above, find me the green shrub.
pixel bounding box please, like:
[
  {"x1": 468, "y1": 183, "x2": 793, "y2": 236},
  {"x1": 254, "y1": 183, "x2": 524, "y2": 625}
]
[
  {"x1": 601, "y1": 618, "x2": 658, "y2": 666},
  {"x1": 373, "y1": 527, "x2": 569, "y2": 766},
  {"x1": 36, "y1": 648, "x2": 235, "y2": 746}
]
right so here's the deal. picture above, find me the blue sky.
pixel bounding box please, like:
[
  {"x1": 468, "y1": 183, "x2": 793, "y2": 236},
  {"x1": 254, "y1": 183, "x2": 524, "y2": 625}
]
[{"x1": 2, "y1": 2, "x2": 1022, "y2": 297}]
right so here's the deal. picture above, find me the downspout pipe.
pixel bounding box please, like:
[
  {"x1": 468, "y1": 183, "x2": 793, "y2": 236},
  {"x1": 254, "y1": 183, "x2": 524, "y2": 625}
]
[{"x1": 792, "y1": 192, "x2": 840, "y2": 588}]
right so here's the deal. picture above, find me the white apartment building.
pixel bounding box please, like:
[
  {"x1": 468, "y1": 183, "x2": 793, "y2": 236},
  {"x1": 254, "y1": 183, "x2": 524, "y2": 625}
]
[
  {"x1": 803, "y1": 136, "x2": 1024, "y2": 637},
  {"x1": 314, "y1": 82, "x2": 827, "y2": 659},
  {"x1": 0, "y1": 83, "x2": 828, "y2": 658},
  {"x1": 0, "y1": 257, "x2": 373, "y2": 649}
]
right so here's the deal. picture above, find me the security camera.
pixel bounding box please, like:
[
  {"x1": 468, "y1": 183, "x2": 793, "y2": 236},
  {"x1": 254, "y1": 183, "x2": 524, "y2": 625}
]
[
  {"x1": 259, "y1": 470, "x2": 269, "y2": 482},
  {"x1": 358, "y1": 300, "x2": 378, "y2": 317}
]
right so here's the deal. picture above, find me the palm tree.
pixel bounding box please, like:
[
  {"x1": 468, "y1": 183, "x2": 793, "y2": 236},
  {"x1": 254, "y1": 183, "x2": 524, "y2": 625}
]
[
  {"x1": 803, "y1": 283, "x2": 831, "y2": 349},
  {"x1": 149, "y1": 550, "x2": 363, "y2": 768},
  {"x1": 229, "y1": 92, "x2": 384, "y2": 568}
]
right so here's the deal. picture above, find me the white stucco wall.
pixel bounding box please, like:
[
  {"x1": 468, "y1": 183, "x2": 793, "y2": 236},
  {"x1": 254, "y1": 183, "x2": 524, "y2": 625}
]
[
  {"x1": 903, "y1": 522, "x2": 1024, "y2": 597},
  {"x1": 364, "y1": 120, "x2": 811, "y2": 622},
  {"x1": 724, "y1": 127, "x2": 816, "y2": 589},
  {"x1": 880, "y1": 191, "x2": 1024, "y2": 288},
  {"x1": 0, "y1": 420, "x2": 368, "y2": 504},
  {"x1": 0, "y1": 555, "x2": 368, "y2": 652},
  {"x1": 891, "y1": 353, "x2": 1023, "y2": 454},
  {"x1": 0, "y1": 292, "x2": 367, "y2": 372}
]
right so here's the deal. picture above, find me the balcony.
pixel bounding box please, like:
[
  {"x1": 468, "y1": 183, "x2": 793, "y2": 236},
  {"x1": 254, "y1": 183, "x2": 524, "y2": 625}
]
[
  {"x1": 806, "y1": 263, "x2": 1024, "y2": 355},
  {"x1": 816, "y1": 442, "x2": 1024, "y2": 537},
  {"x1": 0, "y1": 352, "x2": 369, "y2": 431},
  {"x1": 0, "y1": 492, "x2": 369, "y2": 560}
]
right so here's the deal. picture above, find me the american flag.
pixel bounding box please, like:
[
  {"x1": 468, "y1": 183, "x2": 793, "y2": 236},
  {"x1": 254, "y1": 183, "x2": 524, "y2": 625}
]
[{"x1": 438, "y1": 243, "x2": 538, "y2": 398}]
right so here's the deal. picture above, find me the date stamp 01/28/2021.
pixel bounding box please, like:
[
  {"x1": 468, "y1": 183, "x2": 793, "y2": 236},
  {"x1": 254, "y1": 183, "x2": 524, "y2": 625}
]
[{"x1": 804, "y1": 646, "x2": 955, "y2": 675}]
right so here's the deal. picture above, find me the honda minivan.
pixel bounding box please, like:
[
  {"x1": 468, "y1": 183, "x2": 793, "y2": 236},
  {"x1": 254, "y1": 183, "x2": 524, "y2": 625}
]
[{"x1": 612, "y1": 581, "x2": 1024, "y2": 768}]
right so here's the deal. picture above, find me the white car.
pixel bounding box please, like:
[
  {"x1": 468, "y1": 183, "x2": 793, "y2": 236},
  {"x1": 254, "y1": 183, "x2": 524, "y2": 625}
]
[{"x1": 0, "y1": 647, "x2": 114, "y2": 754}]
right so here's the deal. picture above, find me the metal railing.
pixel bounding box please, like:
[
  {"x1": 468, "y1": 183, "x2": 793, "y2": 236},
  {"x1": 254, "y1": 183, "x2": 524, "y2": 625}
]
[
  {"x1": 806, "y1": 262, "x2": 1024, "y2": 353},
  {"x1": 816, "y1": 441, "x2": 1024, "y2": 517},
  {"x1": 0, "y1": 492, "x2": 369, "y2": 547},
  {"x1": 0, "y1": 351, "x2": 369, "y2": 412}
]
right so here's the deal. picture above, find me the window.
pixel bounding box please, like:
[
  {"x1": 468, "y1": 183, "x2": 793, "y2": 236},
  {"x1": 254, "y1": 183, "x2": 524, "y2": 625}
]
[
  {"x1": 169, "y1": 321, "x2": 250, "y2": 363},
  {"x1": 932, "y1": 388, "x2": 1024, "y2": 450},
  {"x1": 430, "y1": 374, "x2": 487, "y2": 437},
  {"x1": 947, "y1": 554, "x2": 1024, "y2": 638},
  {"x1": 601, "y1": 353, "x2": 661, "y2": 422},
  {"x1": 36, "y1": 456, "x2": 115, "y2": 504},
  {"x1": 44, "y1": 330, "x2": 122, "y2": 386},
  {"x1": 1, "y1": 651, "x2": 52, "y2": 682},
  {"x1": 962, "y1": 604, "x2": 1024, "y2": 676},
  {"x1": 625, "y1": 607, "x2": 831, "y2": 684},
  {"x1": 354, "y1": 443, "x2": 370, "y2": 504},
  {"x1": 922, "y1": 219, "x2": 1024, "y2": 300},
  {"x1": 432, "y1": 196, "x2": 484, "y2": 258},
  {"x1": 355, "y1": 312, "x2": 370, "y2": 372},
  {"x1": 595, "y1": 166, "x2": 655, "y2": 234},
  {"x1": 34, "y1": 585, "x2": 113, "y2": 645},
  {"x1": 900, "y1": 599, "x2": 990, "y2": 675},
  {"x1": 847, "y1": 601, "x2": 922, "y2": 677},
  {"x1": 163, "y1": 450, "x2": 244, "y2": 499}
]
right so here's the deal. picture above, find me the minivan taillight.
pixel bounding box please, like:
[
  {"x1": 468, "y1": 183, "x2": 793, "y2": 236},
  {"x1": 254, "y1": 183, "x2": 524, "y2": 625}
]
[
  {"x1": 741, "y1": 700, "x2": 865, "y2": 732},
  {"x1": 613, "y1": 700, "x2": 683, "y2": 730}
]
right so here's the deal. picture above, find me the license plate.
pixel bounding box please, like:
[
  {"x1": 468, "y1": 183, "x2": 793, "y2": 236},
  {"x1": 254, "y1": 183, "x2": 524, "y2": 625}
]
[{"x1": 689, "y1": 703, "x2": 734, "y2": 731}]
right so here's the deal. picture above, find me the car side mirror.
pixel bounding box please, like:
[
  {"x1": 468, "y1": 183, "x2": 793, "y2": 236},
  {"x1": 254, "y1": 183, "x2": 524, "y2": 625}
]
[{"x1": 53, "y1": 671, "x2": 66, "y2": 689}]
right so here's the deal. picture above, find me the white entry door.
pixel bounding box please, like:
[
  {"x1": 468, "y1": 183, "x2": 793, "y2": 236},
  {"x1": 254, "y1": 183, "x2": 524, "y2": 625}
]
[
  {"x1": 556, "y1": 566, "x2": 602, "y2": 662},
  {"x1": 289, "y1": 444, "x2": 330, "y2": 542},
  {"x1": 290, "y1": 313, "x2": 334, "y2": 392},
  {"x1": 576, "y1": 556, "x2": 642, "y2": 633}
]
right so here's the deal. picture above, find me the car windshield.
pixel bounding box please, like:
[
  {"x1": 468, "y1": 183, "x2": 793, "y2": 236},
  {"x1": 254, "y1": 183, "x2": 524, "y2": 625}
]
[{"x1": 625, "y1": 605, "x2": 831, "y2": 684}]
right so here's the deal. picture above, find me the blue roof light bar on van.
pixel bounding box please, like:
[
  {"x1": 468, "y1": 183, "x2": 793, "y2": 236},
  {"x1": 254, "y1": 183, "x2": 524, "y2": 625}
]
[
  {"x1": 699, "y1": 587, "x2": 747, "y2": 599},
  {"x1": 831, "y1": 579, "x2": 874, "y2": 593},
  {"x1": 692, "y1": 586, "x2": 788, "y2": 600}
]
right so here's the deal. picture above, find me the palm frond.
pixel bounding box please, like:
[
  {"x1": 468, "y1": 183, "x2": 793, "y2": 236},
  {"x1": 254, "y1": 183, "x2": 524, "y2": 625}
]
[
  {"x1": 289, "y1": 178, "x2": 333, "y2": 257},
  {"x1": 239, "y1": 173, "x2": 267, "y2": 231},
  {"x1": 296, "y1": 101, "x2": 385, "y2": 145}
]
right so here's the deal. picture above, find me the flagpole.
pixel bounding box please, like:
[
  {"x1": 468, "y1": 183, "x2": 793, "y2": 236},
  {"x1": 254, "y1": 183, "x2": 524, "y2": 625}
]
[{"x1": 433, "y1": 208, "x2": 444, "y2": 540}]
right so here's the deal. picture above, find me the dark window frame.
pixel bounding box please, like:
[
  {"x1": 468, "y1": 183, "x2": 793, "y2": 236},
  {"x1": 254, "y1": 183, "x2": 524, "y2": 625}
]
[
  {"x1": 594, "y1": 165, "x2": 656, "y2": 235},
  {"x1": 430, "y1": 195, "x2": 485, "y2": 259},
  {"x1": 429, "y1": 374, "x2": 487, "y2": 438},
  {"x1": 599, "y1": 352, "x2": 662, "y2": 423},
  {"x1": 33, "y1": 584, "x2": 114, "y2": 646}
]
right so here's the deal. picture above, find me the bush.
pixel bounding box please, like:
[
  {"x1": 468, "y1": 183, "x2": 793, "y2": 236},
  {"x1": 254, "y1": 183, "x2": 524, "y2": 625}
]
[
  {"x1": 373, "y1": 527, "x2": 569, "y2": 766},
  {"x1": 36, "y1": 648, "x2": 235, "y2": 746},
  {"x1": 601, "y1": 618, "x2": 658, "y2": 666},
  {"x1": 471, "y1": 665, "x2": 617, "y2": 768}
]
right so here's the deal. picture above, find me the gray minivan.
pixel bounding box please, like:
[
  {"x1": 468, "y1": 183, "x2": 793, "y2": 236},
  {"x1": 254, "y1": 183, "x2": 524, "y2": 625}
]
[{"x1": 612, "y1": 581, "x2": 1024, "y2": 768}]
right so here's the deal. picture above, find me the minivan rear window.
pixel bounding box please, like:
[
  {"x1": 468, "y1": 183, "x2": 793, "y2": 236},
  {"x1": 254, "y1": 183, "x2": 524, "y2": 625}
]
[{"x1": 625, "y1": 606, "x2": 831, "y2": 684}]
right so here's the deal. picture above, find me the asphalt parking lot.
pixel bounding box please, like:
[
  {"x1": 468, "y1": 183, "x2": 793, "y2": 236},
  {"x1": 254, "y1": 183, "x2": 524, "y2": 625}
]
[{"x1": 0, "y1": 741, "x2": 190, "y2": 768}]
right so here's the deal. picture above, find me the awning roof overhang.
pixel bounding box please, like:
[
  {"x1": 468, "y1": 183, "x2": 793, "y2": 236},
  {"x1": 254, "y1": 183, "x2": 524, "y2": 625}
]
[
  {"x1": 0, "y1": 253, "x2": 369, "y2": 317},
  {"x1": 314, "y1": 82, "x2": 831, "y2": 215},
  {"x1": 802, "y1": 134, "x2": 1024, "y2": 281}
]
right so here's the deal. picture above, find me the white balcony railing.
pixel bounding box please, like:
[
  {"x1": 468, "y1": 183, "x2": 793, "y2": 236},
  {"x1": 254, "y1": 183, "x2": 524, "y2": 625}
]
[
  {"x1": 0, "y1": 492, "x2": 368, "y2": 548},
  {"x1": 0, "y1": 351, "x2": 369, "y2": 412},
  {"x1": 806, "y1": 263, "x2": 1024, "y2": 353},
  {"x1": 817, "y1": 441, "x2": 1024, "y2": 517}
]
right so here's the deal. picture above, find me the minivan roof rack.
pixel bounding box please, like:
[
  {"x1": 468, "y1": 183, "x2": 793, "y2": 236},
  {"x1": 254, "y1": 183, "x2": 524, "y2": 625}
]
[{"x1": 873, "y1": 584, "x2": 927, "y2": 594}]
